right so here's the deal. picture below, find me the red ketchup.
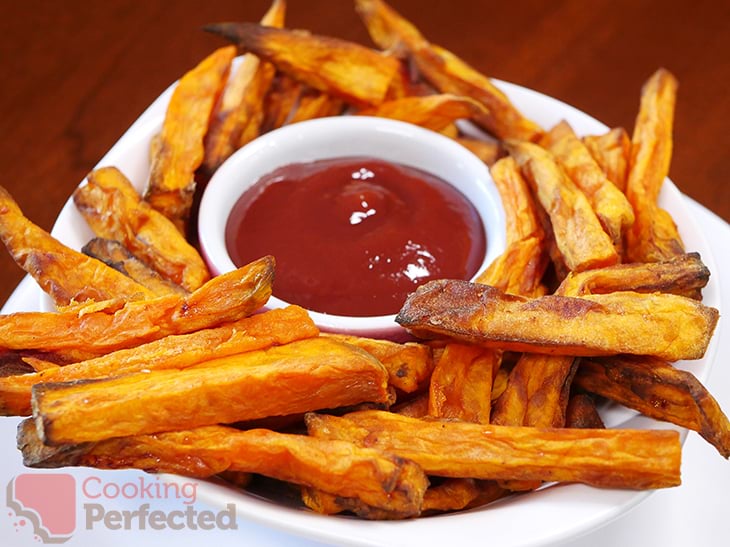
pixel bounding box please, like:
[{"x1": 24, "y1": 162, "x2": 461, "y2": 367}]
[{"x1": 226, "y1": 157, "x2": 486, "y2": 316}]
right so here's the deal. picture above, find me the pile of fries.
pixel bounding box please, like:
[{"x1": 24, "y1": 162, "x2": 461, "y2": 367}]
[{"x1": 0, "y1": 0, "x2": 726, "y2": 520}]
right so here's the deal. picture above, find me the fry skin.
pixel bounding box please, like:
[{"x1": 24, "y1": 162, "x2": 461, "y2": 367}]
[
  {"x1": 0, "y1": 256, "x2": 273, "y2": 355},
  {"x1": 575, "y1": 355, "x2": 730, "y2": 458},
  {"x1": 147, "y1": 46, "x2": 236, "y2": 232},
  {"x1": 583, "y1": 127, "x2": 631, "y2": 193},
  {"x1": 205, "y1": 22, "x2": 402, "y2": 107},
  {"x1": 306, "y1": 411, "x2": 682, "y2": 489},
  {"x1": 18, "y1": 421, "x2": 428, "y2": 517},
  {"x1": 32, "y1": 337, "x2": 390, "y2": 445},
  {"x1": 397, "y1": 279, "x2": 718, "y2": 361},
  {"x1": 0, "y1": 185, "x2": 155, "y2": 307},
  {"x1": 565, "y1": 393, "x2": 606, "y2": 429},
  {"x1": 0, "y1": 306, "x2": 316, "y2": 417},
  {"x1": 75, "y1": 167, "x2": 210, "y2": 291}
]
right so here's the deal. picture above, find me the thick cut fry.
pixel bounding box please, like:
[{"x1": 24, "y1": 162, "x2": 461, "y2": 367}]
[
  {"x1": 358, "y1": 94, "x2": 487, "y2": 132},
  {"x1": 75, "y1": 167, "x2": 210, "y2": 291},
  {"x1": 260, "y1": 73, "x2": 303, "y2": 132},
  {"x1": 506, "y1": 140, "x2": 619, "y2": 271},
  {"x1": 490, "y1": 156, "x2": 544, "y2": 244},
  {"x1": 146, "y1": 46, "x2": 236, "y2": 232},
  {"x1": 33, "y1": 337, "x2": 390, "y2": 445},
  {"x1": 288, "y1": 88, "x2": 344, "y2": 125},
  {"x1": 205, "y1": 22, "x2": 402, "y2": 107},
  {"x1": 541, "y1": 120, "x2": 635, "y2": 247},
  {"x1": 625, "y1": 69, "x2": 684, "y2": 262},
  {"x1": 0, "y1": 185, "x2": 155, "y2": 306},
  {"x1": 82, "y1": 238, "x2": 185, "y2": 296},
  {"x1": 453, "y1": 137, "x2": 502, "y2": 166},
  {"x1": 306, "y1": 411, "x2": 681, "y2": 489},
  {"x1": 397, "y1": 279, "x2": 718, "y2": 361},
  {"x1": 423, "y1": 479, "x2": 507, "y2": 513},
  {"x1": 203, "y1": 0, "x2": 285, "y2": 172},
  {"x1": 428, "y1": 343, "x2": 497, "y2": 423},
  {"x1": 575, "y1": 356, "x2": 730, "y2": 458},
  {"x1": 355, "y1": 0, "x2": 542, "y2": 141},
  {"x1": 0, "y1": 256, "x2": 273, "y2": 355},
  {"x1": 392, "y1": 393, "x2": 429, "y2": 418},
  {"x1": 557, "y1": 252, "x2": 709, "y2": 299},
  {"x1": 324, "y1": 333, "x2": 434, "y2": 393},
  {"x1": 18, "y1": 421, "x2": 427, "y2": 517},
  {"x1": 0, "y1": 306, "x2": 316, "y2": 416},
  {"x1": 583, "y1": 127, "x2": 631, "y2": 193},
  {"x1": 565, "y1": 393, "x2": 606, "y2": 429}
]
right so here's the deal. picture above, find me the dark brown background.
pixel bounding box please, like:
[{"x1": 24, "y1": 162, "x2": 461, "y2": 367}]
[{"x1": 1, "y1": 0, "x2": 729, "y2": 305}]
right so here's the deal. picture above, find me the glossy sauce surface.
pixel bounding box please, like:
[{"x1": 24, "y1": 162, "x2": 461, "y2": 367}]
[{"x1": 226, "y1": 157, "x2": 486, "y2": 316}]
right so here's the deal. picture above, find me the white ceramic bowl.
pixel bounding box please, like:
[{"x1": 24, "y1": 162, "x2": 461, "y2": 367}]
[{"x1": 198, "y1": 116, "x2": 506, "y2": 338}]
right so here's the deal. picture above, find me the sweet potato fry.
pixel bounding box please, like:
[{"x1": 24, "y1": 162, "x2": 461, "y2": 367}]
[
  {"x1": 324, "y1": 333, "x2": 434, "y2": 393},
  {"x1": 453, "y1": 137, "x2": 502, "y2": 166},
  {"x1": 0, "y1": 185, "x2": 155, "y2": 306},
  {"x1": 565, "y1": 393, "x2": 606, "y2": 429},
  {"x1": 575, "y1": 355, "x2": 730, "y2": 458},
  {"x1": 397, "y1": 279, "x2": 718, "y2": 361},
  {"x1": 18, "y1": 421, "x2": 427, "y2": 517},
  {"x1": 0, "y1": 306, "x2": 316, "y2": 416},
  {"x1": 557, "y1": 252, "x2": 709, "y2": 299},
  {"x1": 306, "y1": 410, "x2": 681, "y2": 489},
  {"x1": 0, "y1": 256, "x2": 273, "y2": 355},
  {"x1": 204, "y1": 22, "x2": 403, "y2": 107},
  {"x1": 358, "y1": 94, "x2": 487, "y2": 132},
  {"x1": 33, "y1": 337, "x2": 390, "y2": 445},
  {"x1": 506, "y1": 140, "x2": 619, "y2": 271},
  {"x1": 428, "y1": 343, "x2": 497, "y2": 424},
  {"x1": 625, "y1": 68, "x2": 684, "y2": 262},
  {"x1": 392, "y1": 393, "x2": 429, "y2": 418},
  {"x1": 583, "y1": 127, "x2": 631, "y2": 193},
  {"x1": 422, "y1": 479, "x2": 507, "y2": 513},
  {"x1": 146, "y1": 45, "x2": 236, "y2": 232},
  {"x1": 355, "y1": 0, "x2": 543, "y2": 141},
  {"x1": 76, "y1": 167, "x2": 210, "y2": 291},
  {"x1": 287, "y1": 88, "x2": 344, "y2": 125},
  {"x1": 541, "y1": 120, "x2": 635, "y2": 248},
  {"x1": 203, "y1": 0, "x2": 285, "y2": 172},
  {"x1": 259, "y1": 73, "x2": 303, "y2": 132},
  {"x1": 82, "y1": 238, "x2": 186, "y2": 296}
]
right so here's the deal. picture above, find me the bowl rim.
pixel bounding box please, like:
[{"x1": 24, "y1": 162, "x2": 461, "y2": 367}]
[{"x1": 197, "y1": 115, "x2": 506, "y2": 336}]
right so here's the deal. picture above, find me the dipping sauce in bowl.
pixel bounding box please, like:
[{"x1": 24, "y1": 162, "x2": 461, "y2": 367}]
[
  {"x1": 198, "y1": 116, "x2": 505, "y2": 338},
  {"x1": 226, "y1": 156, "x2": 486, "y2": 317}
]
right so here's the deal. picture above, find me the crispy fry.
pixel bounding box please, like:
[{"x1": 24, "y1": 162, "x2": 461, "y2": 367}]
[
  {"x1": 358, "y1": 94, "x2": 487, "y2": 132},
  {"x1": 260, "y1": 73, "x2": 303, "y2": 132},
  {"x1": 355, "y1": 0, "x2": 543, "y2": 141},
  {"x1": 203, "y1": 0, "x2": 285, "y2": 172},
  {"x1": 287, "y1": 88, "x2": 344, "y2": 125},
  {"x1": 506, "y1": 140, "x2": 619, "y2": 271},
  {"x1": 0, "y1": 185, "x2": 155, "y2": 307},
  {"x1": 82, "y1": 238, "x2": 185, "y2": 296},
  {"x1": 583, "y1": 127, "x2": 631, "y2": 193},
  {"x1": 397, "y1": 279, "x2": 718, "y2": 361},
  {"x1": 423, "y1": 479, "x2": 507, "y2": 513},
  {"x1": 18, "y1": 420, "x2": 427, "y2": 517},
  {"x1": 146, "y1": 46, "x2": 236, "y2": 232},
  {"x1": 491, "y1": 156, "x2": 544, "y2": 244},
  {"x1": 0, "y1": 256, "x2": 273, "y2": 355},
  {"x1": 205, "y1": 22, "x2": 402, "y2": 107},
  {"x1": 575, "y1": 356, "x2": 730, "y2": 458},
  {"x1": 557, "y1": 252, "x2": 709, "y2": 299},
  {"x1": 324, "y1": 333, "x2": 434, "y2": 393},
  {"x1": 301, "y1": 487, "x2": 417, "y2": 520},
  {"x1": 565, "y1": 393, "x2": 606, "y2": 429},
  {"x1": 306, "y1": 411, "x2": 681, "y2": 489},
  {"x1": 75, "y1": 167, "x2": 210, "y2": 291},
  {"x1": 541, "y1": 120, "x2": 635, "y2": 248},
  {"x1": 625, "y1": 68, "x2": 684, "y2": 262},
  {"x1": 428, "y1": 343, "x2": 497, "y2": 423},
  {"x1": 392, "y1": 393, "x2": 430, "y2": 418},
  {"x1": 32, "y1": 337, "x2": 390, "y2": 445},
  {"x1": 0, "y1": 306, "x2": 316, "y2": 416}
]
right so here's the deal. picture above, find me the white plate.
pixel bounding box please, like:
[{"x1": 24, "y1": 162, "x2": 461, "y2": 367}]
[{"x1": 43, "y1": 78, "x2": 721, "y2": 547}]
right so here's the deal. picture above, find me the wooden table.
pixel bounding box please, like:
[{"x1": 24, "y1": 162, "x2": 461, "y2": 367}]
[{"x1": 1, "y1": 0, "x2": 728, "y2": 304}]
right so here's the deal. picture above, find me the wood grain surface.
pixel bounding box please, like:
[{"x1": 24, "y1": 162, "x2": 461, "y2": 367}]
[{"x1": 1, "y1": 0, "x2": 728, "y2": 305}]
